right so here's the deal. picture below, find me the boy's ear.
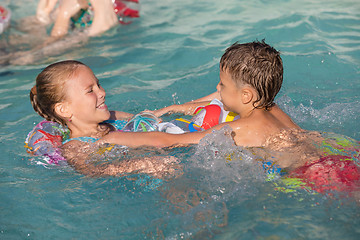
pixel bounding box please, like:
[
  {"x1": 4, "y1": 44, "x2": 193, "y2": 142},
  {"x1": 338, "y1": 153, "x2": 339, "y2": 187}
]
[
  {"x1": 241, "y1": 88, "x2": 254, "y2": 104},
  {"x1": 54, "y1": 102, "x2": 71, "y2": 118}
]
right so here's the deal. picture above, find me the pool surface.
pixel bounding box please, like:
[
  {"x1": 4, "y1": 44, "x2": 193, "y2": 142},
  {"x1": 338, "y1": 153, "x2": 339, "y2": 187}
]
[{"x1": 1, "y1": 0, "x2": 360, "y2": 239}]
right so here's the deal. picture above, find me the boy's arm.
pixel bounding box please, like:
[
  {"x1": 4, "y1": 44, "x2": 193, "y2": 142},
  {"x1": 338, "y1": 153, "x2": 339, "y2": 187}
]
[
  {"x1": 189, "y1": 91, "x2": 219, "y2": 103},
  {"x1": 150, "y1": 101, "x2": 212, "y2": 117},
  {"x1": 109, "y1": 91, "x2": 220, "y2": 120},
  {"x1": 149, "y1": 91, "x2": 220, "y2": 117}
]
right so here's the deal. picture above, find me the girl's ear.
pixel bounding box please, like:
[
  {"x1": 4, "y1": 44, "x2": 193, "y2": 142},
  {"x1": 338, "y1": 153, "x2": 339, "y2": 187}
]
[{"x1": 54, "y1": 102, "x2": 71, "y2": 119}]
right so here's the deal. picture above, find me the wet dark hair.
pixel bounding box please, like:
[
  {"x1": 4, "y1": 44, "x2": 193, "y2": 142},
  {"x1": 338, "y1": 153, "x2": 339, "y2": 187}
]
[
  {"x1": 220, "y1": 40, "x2": 283, "y2": 110},
  {"x1": 30, "y1": 60, "x2": 86, "y2": 125}
]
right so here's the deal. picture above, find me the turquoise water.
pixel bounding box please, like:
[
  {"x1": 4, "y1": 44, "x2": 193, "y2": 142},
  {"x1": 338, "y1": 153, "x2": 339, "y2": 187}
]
[{"x1": 1, "y1": 0, "x2": 360, "y2": 239}]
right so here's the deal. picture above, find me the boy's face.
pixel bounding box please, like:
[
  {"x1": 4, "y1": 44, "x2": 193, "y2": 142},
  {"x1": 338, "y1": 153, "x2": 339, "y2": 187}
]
[{"x1": 216, "y1": 69, "x2": 242, "y2": 113}]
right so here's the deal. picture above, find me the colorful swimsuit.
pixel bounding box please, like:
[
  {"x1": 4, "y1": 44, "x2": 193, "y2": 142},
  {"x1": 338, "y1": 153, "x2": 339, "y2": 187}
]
[{"x1": 62, "y1": 119, "x2": 127, "y2": 144}]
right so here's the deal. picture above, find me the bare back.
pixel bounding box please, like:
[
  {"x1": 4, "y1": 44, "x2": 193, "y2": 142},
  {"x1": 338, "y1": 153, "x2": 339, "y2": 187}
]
[{"x1": 226, "y1": 104, "x2": 300, "y2": 147}]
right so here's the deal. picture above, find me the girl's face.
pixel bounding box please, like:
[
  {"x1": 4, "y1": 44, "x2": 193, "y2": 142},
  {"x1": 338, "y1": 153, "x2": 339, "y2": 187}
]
[{"x1": 64, "y1": 65, "x2": 110, "y2": 125}]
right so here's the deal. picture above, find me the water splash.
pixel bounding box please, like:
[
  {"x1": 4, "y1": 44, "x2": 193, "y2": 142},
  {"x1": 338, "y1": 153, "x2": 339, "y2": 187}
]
[{"x1": 186, "y1": 126, "x2": 267, "y2": 204}]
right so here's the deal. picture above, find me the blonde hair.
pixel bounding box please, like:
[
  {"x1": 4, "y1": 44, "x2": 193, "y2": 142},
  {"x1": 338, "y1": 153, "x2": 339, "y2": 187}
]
[{"x1": 30, "y1": 60, "x2": 86, "y2": 125}]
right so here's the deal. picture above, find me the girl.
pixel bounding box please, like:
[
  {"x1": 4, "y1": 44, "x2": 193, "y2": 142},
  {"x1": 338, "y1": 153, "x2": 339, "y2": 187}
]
[{"x1": 30, "y1": 60, "x2": 178, "y2": 177}]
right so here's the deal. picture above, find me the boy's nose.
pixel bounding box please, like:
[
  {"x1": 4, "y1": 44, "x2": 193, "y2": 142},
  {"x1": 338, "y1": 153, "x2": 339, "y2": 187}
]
[{"x1": 216, "y1": 82, "x2": 221, "y2": 92}]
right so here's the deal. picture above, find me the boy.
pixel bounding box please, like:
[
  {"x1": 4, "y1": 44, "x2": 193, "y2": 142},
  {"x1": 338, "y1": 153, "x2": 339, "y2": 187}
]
[{"x1": 102, "y1": 40, "x2": 300, "y2": 148}]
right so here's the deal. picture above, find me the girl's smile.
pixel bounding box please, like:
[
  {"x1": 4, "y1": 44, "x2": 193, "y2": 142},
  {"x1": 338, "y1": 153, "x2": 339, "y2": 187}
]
[{"x1": 96, "y1": 102, "x2": 108, "y2": 110}]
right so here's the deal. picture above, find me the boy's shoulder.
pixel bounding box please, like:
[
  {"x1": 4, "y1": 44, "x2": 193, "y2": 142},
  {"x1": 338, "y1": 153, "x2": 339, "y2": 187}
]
[
  {"x1": 224, "y1": 117, "x2": 259, "y2": 135},
  {"x1": 226, "y1": 118, "x2": 265, "y2": 146},
  {"x1": 223, "y1": 107, "x2": 298, "y2": 147}
]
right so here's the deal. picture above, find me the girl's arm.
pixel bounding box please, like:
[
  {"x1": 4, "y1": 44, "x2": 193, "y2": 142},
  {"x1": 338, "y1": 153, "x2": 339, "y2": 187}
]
[
  {"x1": 100, "y1": 128, "x2": 210, "y2": 148},
  {"x1": 100, "y1": 118, "x2": 236, "y2": 148},
  {"x1": 62, "y1": 140, "x2": 179, "y2": 177}
]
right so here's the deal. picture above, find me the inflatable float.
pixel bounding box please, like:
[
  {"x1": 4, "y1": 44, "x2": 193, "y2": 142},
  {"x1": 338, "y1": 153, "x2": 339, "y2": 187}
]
[
  {"x1": 25, "y1": 99, "x2": 237, "y2": 164},
  {"x1": 113, "y1": 0, "x2": 140, "y2": 24},
  {"x1": 272, "y1": 134, "x2": 360, "y2": 195},
  {"x1": 25, "y1": 103, "x2": 360, "y2": 196},
  {"x1": 0, "y1": 6, "x2": 11, "y2": 34}
]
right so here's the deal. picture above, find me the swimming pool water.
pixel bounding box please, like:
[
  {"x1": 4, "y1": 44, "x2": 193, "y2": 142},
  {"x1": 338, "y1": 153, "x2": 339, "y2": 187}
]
[{"x1": 1, "y1": 0, "x2": 360, "y2": 239}]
